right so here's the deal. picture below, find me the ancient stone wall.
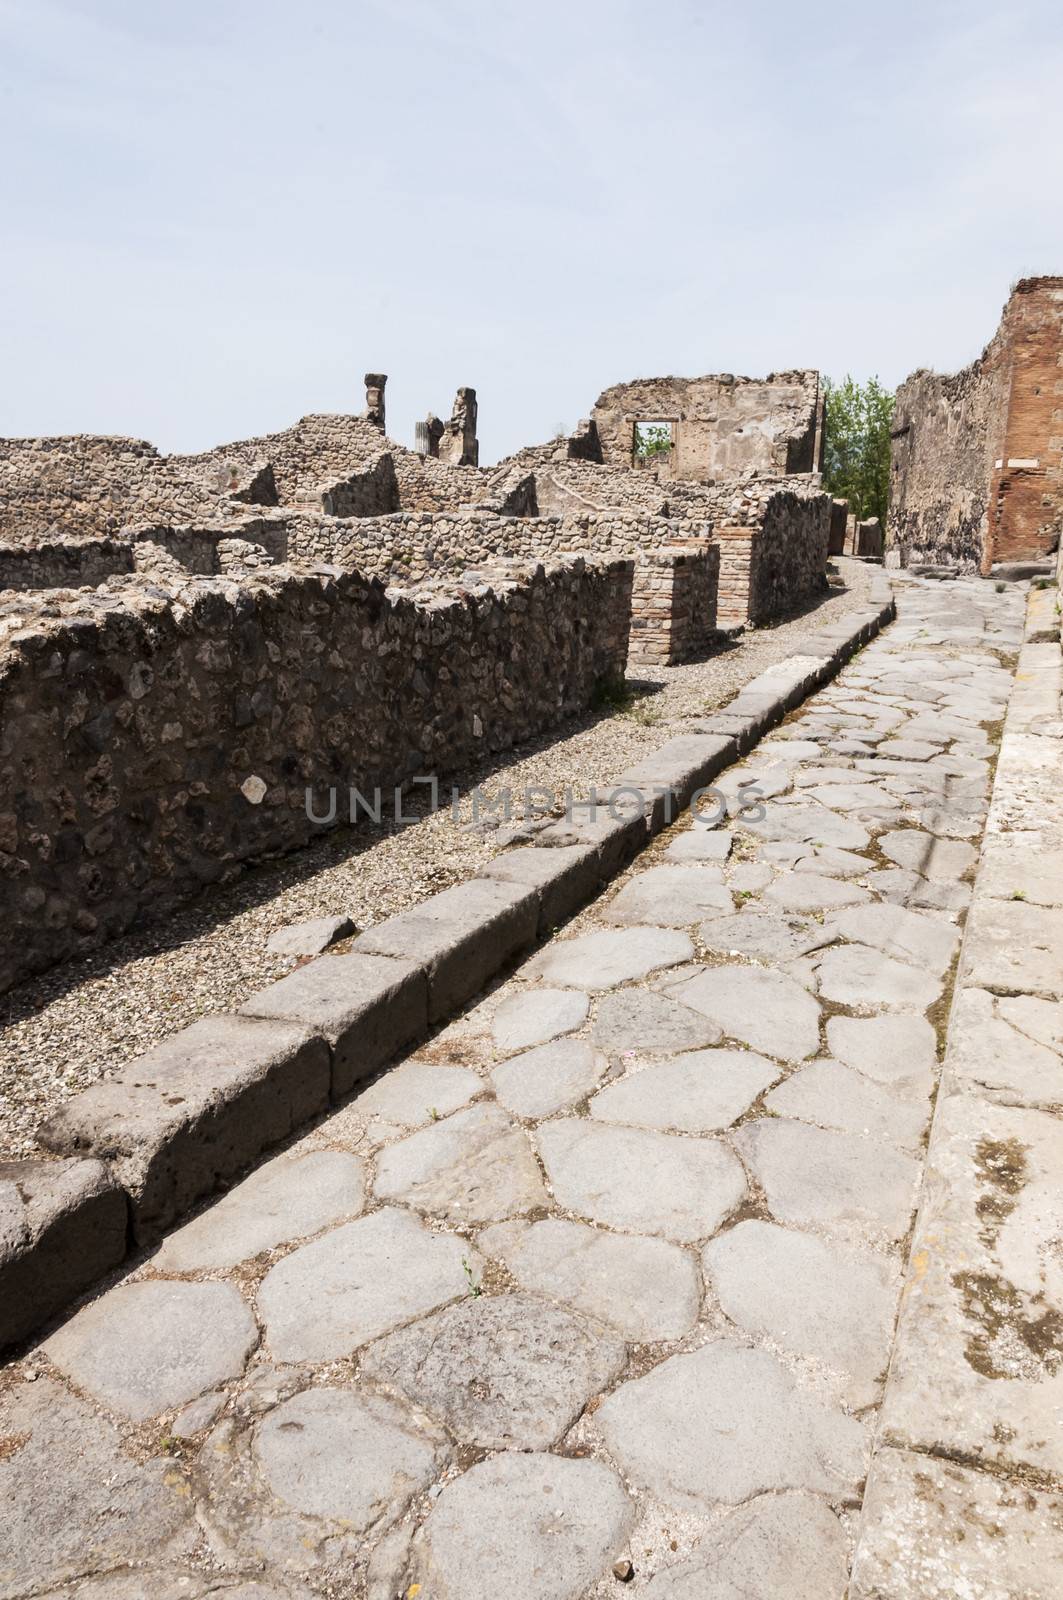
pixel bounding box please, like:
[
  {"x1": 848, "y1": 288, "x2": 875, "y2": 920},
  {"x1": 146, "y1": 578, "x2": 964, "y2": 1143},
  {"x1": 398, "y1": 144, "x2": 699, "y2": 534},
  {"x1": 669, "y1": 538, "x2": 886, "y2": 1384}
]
[
  {"x1": 628, "y1": 545, "x2": 720, "y2": 668},
  {"x1": 716, "y1": 489, "x2": 830, "y2": 627},
  {"x1": 591, "y1": 372, "x2": 824, "y2": 481},
  {"x1": 0, "y1": 556, "x2": 633, "y2": 991},
  {"x1": 0, "y1": 537, "x2": 135, "y2": 591}
]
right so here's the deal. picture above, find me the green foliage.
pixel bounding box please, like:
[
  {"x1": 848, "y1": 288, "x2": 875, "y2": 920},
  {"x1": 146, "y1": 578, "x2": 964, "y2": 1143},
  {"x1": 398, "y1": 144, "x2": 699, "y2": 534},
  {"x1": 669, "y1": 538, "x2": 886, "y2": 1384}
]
[
  {"x1": 822, "y1": 375, "x2": 894, "y2": 524},
  {"x1": 634, "y1": 423, "x2": 673, "y2": 459}
]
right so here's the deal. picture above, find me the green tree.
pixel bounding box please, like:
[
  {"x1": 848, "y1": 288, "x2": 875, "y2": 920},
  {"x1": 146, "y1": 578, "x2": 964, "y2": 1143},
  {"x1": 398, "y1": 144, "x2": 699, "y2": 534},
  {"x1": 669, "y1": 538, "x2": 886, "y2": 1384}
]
[
  {"x1": 634, "y1": 423, "x2": 673, "y2": 459},
  {"x1": 822, "y1": 375, "x2": 894, "y2": 524}
]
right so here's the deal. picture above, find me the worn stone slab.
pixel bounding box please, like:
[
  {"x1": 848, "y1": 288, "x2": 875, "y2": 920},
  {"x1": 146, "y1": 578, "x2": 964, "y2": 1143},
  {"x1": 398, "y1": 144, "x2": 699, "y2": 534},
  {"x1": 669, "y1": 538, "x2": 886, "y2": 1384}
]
[
  {"x1": 0, "y1": 1157, "x2": 127, "y2": 1351},
  {"x1": 868, "y1": 866, "x2": 972, "y2": 915},
  {"x1": 526, "y1": 926, "x2": 693, "y2": 990},
  {"x1": 960, "y1": 896, "x2": 1063, "y2": 999},
  {"x1": 643, "y1": 1492, "x2": 851, "y2": 1600},
  {"x1": 978, "y1": 838, "x2": 1063, "y2": 906},
  {"x1": 737, "y1": 1118, "x2": 921, "y2": 1245},
  {"x1": 479, "y1": 843, "x2": 599, "y2": 934},
  {"x1": 595, "y1": 1341, "x2": 868, "y2": 1510},
  {"x1": 827, "y1": 902, "x2": 960, "y2": 975},
  {"x1": 825, "y1": 1012, "x2": 938, "y2": 1097},
  {"x1": 591, "y1": 987, "x2": 722, "y2": 1052},
  {"x1": 590, "y1": 1049, "x2": 778, "y2": 1132},
  {"x1": 764, "y1": 872, "x2": 871, "y2": 911},
  {"x1": 537, "y1": 1119, "x2": 745, "y2": 1243},
  {"x1": 492, "y1": 987, "x2": 589, "y2": 1053},
  {"x1": 491, "y1": 1040, "x2": 606, "y2": 1118},
  {"x1": 879, "y1": 1092, "x2": 1063, "y2": 1478},
  {"x1": 997, "y1": 991, "x2": 1063, "y2": 1055},
  {"x1": 37, "y1": 1014, "x2": 330, "y2": 1244},
  {"x1": 792, "y1": 845, "x2": 873, "y2": 877},
  {"x1": 802, "y1": 781, "x2": 898, "y2": 811},
  {"x1": 332, "y1": 1059, "x2": 482, "y2": 1146},
  {"x1": 664, "y1": 826, "x2": 734, "y2": 863},
  {"x1": 407, "y1": 1453, "x2": 633, "y2": 1600},
  {"x1": 266, "y1": 914, "x2": 355, "y2": 956},
  {"x1": 766, "y1": 1060, "x2": 929, "y2": 1150},
  {"x1": 46, "y1": 1278, "x2": 256, "y2": 1421},
  {"x1": 257, "y1": 1206, "x2": 476, "y2": 1361},
  {"x1": 704, "y1": 1219, "x2": 899, "y2": 1407},
  {"x1": 484, "y1": 1216, "x2": 700, "y2": 1342},
  {"x1": 603, "y1": 863, "x2": 732, "y2": 927},
  {"x1": 154, "y1": 1149, "x2": 365, "y2": 1272},
  {"x1": 942, "y1": 986, "x2": 1063, "y2": 1105},
  {"x1": 814, "y1": 943, "x2": 942, "y2": 1011},
  {"x1": 0, "y1": 1378, "x2": 193, "y2": 1597},
  {"x1": 849, "y1": 1445, "x2": 1063, "y2": 1600},
  {"x1": 726, "y1": 861, "x2": 774, "y2": 891},
  {"x1": 534, "y1": 795, "x2": 647, "y2": 879},
  {"x1": 34, "y1": 1576, "x2": 301, "y2": 1600},
  {"x1": 619, "y1": 733, "x2": 739, "y2": 813},
  {"x1": 374, "y1": 1102, "x2": 546, "y2": 1222},
  {"x1": 239, "y1": 951, "x2": 428, "y2": 1098},
  {"x1": 739, "y1": 801, "x2": 870, "y2": 850},
  {"x1": 696, "y1": 908, "x2": 833, "y2": 965},
  {"x1": 668, "y1": 965, "x2": 821, "y2": 1061},
  {"x1": 362, "y1": 1292, "x2": 625, "y2": 1449},
  {"x1": 354, "y1": 878, "x2": 539, "y2": 1021}
]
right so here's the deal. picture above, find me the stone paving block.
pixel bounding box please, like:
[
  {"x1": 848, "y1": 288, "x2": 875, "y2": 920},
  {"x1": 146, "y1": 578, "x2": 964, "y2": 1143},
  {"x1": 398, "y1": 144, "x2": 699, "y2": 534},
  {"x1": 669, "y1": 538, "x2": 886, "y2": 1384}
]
[
  {"x1": 45, "y1": 1278, "x2": 257, "y2": 1421},
  {"x1": 879, "y1": 1091, "x2": 1063, "y2": 1478},
  {"x1": 663, "y1": 825, "x2": 734, "y2": 862},
  {"x1": 407, "y1": 1453, "x2": 633, "y2": 1600},
  {"x1": 978, "y1": 837, "x2": 1063, "y2": 907},
  {"x1": 814, "y1": 943, "x2": 942, "y2": 1011},
  {"x1": 479, "y1": 843, "x2": 599, "y2": 934},
  {"x1": 537, "y1": 1118, "x2": 745, "y2": 1243},
  {"x1": 595, "y1": 1341, "x2": 868, "y2": 1510},
  {"x1": 590, "y1": 1048, "x2": 778, "y2": 1132},
  {"x1": 791, "y1": 845, "x2": 873, "y2": 877},
  {"x1": 37, "y1": 1014, "x2": 331, "y2": 1244},
  {"x1": 803, "y1": 781, "x2": 900, "y2": 812},
  {"x1": 534, "y1": 795, "x2": 647, "y2": 878},
  {"x1": 591, "y1": 987, "x2": 723, "y2": 1052},
  {"x1": 154, "y1": 1149, "x2": 365, "y2": 1272},
  {"x1": 602, "y1": 863, "x2": 732, "y2": 927},
  {"x1": 618, "y1": 733, "x2": 738, "y2": 813},
  {"x1": 642, "y1": 1491, "x2": 850, "y2": 1599},
  {"x1": 764, "y1": 872, "x2": 871, "y2": 911},
  {"x1": 362, "y1": 1292, "x2": 625, "y2": 1449},
  {"x1": 827, "y1": 902, "x2": 960, "y2": 975},
  {"x1": 354, "y1": 879, "x2": 539, "y2": 1022},
  {"x1": 825, "y1": 1012, "x2": 938, "y2": 1097},
  {"x1": 868, "y1": 867, "x2": 972, "y2": 915},
  {"x1": 266, "y1": 914, "x2": 355, "y2": 956},
  {"x1": 943, "y1": 986, "x2": 1063, "y2": 1105},
  {"x1": 0, "y1": 1157, "x2": 127, "y2": 1351},
  {"x1": 526, "y1": 925, "x2": 693, "y2": 990},
  {"x1": 997, "y1": 991, "x2": 1063, "y2": 1055},
  {"x1": 484, "y1": 1216, "x2": 700, "y2": 1342},
  {"x1": 960, "y1": 896, "x2": 1063, "y2": 999},
  {"x1": 668, "y1": 965, "x2": 821, "y2": 1061},
  {"x1": 257, "y1": 1206, "x2": 477, "y2": 1362},
  {"x1": 696, "y1": 908, "x2": 834, "y2": 964},
  {"x1": 491, "y1": 1039, "x2": 606, "y2": 1118},
  {"x1": 736, "y1": 1118, "x2": 921, "y2": 1245},
  {"x1": 335, "y1": 1060, "x2": 482, "y2": 1148},
  {"x1": 766, "y1": 1059, "x2": 929, "y2": 1150},
  {"x1": 239, "y1": 951, "x2": 427, "y2": 1099},
  {"x1": 0, "y1": 1378, "x2": 194, "y2": 1597},
  {"x1": 849, "y1": 1445, "x2": 1063, "y2": 1599},
  {"x1": 740, "y1": 801, "x2": 871, "y2": 849},
  {"x1": 374, "y1": 1102, "x2": 546, "y2": 1222},
  {"x1": 491, "y1": 987, "x2": 589, "y2": 1052},
  {"x1": 33, "y1": 1575, "x2": 303, "y2": 1599},
  {"x1": 704, "y1": 1219, "x2": 900, "y2": 1407}
]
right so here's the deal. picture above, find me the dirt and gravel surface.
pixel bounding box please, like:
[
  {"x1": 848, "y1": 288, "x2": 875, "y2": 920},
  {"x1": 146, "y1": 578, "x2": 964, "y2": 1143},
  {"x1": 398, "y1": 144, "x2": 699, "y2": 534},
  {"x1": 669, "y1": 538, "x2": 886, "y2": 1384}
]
[{"x1": 0, "y1": 560, "x2": 876, "y2": 1157}]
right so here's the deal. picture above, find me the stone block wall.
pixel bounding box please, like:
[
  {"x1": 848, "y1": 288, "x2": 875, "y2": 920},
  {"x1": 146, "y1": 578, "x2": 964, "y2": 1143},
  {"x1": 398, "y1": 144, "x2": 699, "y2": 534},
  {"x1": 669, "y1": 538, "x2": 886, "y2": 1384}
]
[
  {"x1": 0, "y1": 556, "x2": 633, "y2": 992},
  {"x1": 628, "y1": 545, "x2": 720, "y2": 668},
  {"x1": 715, "y1": 489, "x2": 830, "y2": 627},
  {"x1": 0, "y1": 537, "x2": 135, "y2": 591}
]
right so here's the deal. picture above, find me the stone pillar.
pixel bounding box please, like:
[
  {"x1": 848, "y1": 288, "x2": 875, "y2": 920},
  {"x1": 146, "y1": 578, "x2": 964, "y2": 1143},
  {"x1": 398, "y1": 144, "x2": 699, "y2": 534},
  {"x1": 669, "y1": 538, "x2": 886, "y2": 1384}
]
[
  {"x1": 363, "y1": 373, "x2": 387, "y2": 431},
  {"x1": 438, "y1": 387, "x2": 479, "y2": 467},
  {"x1": 416, "y1": 413, "x2": 443, "y2": 458}
]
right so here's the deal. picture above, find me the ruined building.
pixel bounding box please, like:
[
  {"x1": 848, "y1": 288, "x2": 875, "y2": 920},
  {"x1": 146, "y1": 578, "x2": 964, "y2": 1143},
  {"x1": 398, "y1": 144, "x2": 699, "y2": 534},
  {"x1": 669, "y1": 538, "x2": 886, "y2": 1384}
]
[{"x1": 889, "y1": 276, "x2": 1063, "y2": 572}]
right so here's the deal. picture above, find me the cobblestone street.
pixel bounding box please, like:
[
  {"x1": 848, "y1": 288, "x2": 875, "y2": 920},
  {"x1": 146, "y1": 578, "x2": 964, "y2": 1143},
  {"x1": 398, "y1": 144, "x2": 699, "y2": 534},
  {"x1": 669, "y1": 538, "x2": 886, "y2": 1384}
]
[{"x1": 6, "y1": 573, "x2": 1062, "y2": 1599}]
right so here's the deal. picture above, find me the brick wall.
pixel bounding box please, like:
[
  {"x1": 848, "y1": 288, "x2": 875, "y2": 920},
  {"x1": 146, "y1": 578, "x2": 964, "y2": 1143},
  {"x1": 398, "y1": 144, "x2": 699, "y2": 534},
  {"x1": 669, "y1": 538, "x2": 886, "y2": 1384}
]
[{"x1": 628, "y1": 545, "x2": 720, "y2": 668}]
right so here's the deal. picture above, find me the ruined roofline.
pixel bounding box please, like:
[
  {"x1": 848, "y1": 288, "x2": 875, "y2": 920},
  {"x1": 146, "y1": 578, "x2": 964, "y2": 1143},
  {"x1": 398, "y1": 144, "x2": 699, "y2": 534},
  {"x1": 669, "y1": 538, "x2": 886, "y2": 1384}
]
[
  {"x1": 595, "y1": 369, "x2": 819, "y2": 395},
  {"x1": 897, "y1": 275, "x2": 1063, "y2": 391}
]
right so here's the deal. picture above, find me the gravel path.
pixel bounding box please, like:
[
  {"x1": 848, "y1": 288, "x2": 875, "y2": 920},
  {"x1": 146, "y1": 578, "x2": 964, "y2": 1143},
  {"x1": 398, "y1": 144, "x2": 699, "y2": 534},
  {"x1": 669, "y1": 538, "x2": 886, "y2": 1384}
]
[{"x1": 0, "y1": 560, "x2": 876, "y2": 1157}]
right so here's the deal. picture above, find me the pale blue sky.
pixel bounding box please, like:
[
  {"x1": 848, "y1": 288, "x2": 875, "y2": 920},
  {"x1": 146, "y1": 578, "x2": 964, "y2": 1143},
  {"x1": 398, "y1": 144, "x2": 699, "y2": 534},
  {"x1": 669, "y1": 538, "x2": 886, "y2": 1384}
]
[{"x1": 2, "y1": 0, "x2": 1062, "y2": 462}]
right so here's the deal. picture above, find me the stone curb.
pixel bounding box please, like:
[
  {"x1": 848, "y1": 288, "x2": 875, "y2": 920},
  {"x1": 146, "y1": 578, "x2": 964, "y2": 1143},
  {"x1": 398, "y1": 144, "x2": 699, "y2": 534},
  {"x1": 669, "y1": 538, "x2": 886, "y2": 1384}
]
[{"x1": 5, "y1": 582, "x2": 896, "y2": 1351}]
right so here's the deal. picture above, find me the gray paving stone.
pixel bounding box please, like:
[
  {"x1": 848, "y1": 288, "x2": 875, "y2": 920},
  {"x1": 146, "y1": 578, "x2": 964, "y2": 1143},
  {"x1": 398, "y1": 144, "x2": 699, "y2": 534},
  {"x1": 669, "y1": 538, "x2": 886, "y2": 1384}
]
[
  {"x1": 825, "y1": 1013, "x2": 938, "y2": 1097},
  {"x1": 944, "y1": 987, "x2": 1063, "y2": 1104},
  {"x1": 911, "y1": 802, "x2": 985, "y2": 839},
  {"x1": 725, "y1": 860, "x2": 774, "y2": 892},
  {"x1": 740, "y1": 802, "x2": 870, "y2": 850},
  {"x1": 0, "y1": 1378, "x2": 194, "y2": 1598},
  {"x1": 479, "y1": 842, "x2": 600, "y2": 933},
  {"x1": 154, "y1": 1150, "x2": 365, "y2": 1272},
  {"x1": 814, "y1": 944, "x2": 942, "y2": 1011},
  {"x1": 257, "y1": 1206, "x2": 476, "y2": 1361},
  {"x1": 595, "y1": 1341, "x2": 867, "y2": 1510},
  {"x1": 737, "y1": 1118, "x2": 920, "y2": 1245},
  {"x1": 537, "y1": 1119, "x2": 745, "y2": 1243},
  {"x1": 704, "y1": 1220, "x2": 899, "y2": 1407},
  {"x1": 332, "y1": 1059, "x2": 482, "y2": 1148},
  {"x1": 766, "y1": 1060, "x2": 929, "y2": 1150},
  {"x1": 997, "y1": 992, "x2": 1063, "y2": 1055},
  {"x1": 978, "y1": 838, "x2": 1063, "y2": 907},
  {"x1": 876, "y1": 738, "x2": 944, "y2": 760},
  {"x1": 668, "y1": 965, "x2": 821, "y2": 1061},
  {"x1": 802, "y1": 782, "x2": 900, "y2": 812},
  {"x1": 491, "y1": 1040, "x2": 606, "y2": 1119},
  {"x1": 492, "y1": 987, "x2": 589, "y2": 1053},
  {"x1": 407, "y1": 1453, "x2": 633, "y2": 1600},
  {"x1": 764, "y1": 872, "x2": 871, "y2": 911},
  {"x1": 849, "y1": 1445, "x2": 1063, "y2": 1600},
  {"x1": 643, "y1": 1492, "x2": 850, "y2": 1599},
  {"x1": 526, "y1": 926, "x2": 694, "y2": 990},
  {"x1": 868, "y1": 867, "x2": 972, "y2": 915},
  {"x1": 590, "y1": 1049, "x2": 778, "y2": 1132},
  {"x1": 36, "y1": 1578, "x2": 302, "y2": 1600},
  {"x1": 961, "y1": 897, "x2": 1063, "y2": 999},
  {"x1": 266, "y1": 914, "x2": 355, "y2": 956},
  {"x1": 374, "y1": 1103, "x2": 545, "y2": 1223},
  {"x1": 591, "y1": 987, "x2": 723, "y2": 1052},
  {"x1": 792, "y1": 845, "x2": 873, "y2": 876},
  {"x1": 362, "y1": 1292, "x2": 625, "y2": 1449},
  {"x1": 664, "y1": 826, "x2": 733, "y2": 862},
  {"x1": 601, "y1": 865, "x2": 732, "y2": 928},
  {"x1": 696, "y1": 908, "x2": 833, "y2": 964},
  {"x1": 171, "y1": 1388, "x2": 225, "y2": 1438},
  {"x1": 45, "y1": 1279, "x2": 257, "y2": 1421},
  {"x1": 485, "y1": 1216, "x2": 700, "y2": 1342},
  {"x1": 827, "y1": 904, "x2": 960, "y2": 976}
]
